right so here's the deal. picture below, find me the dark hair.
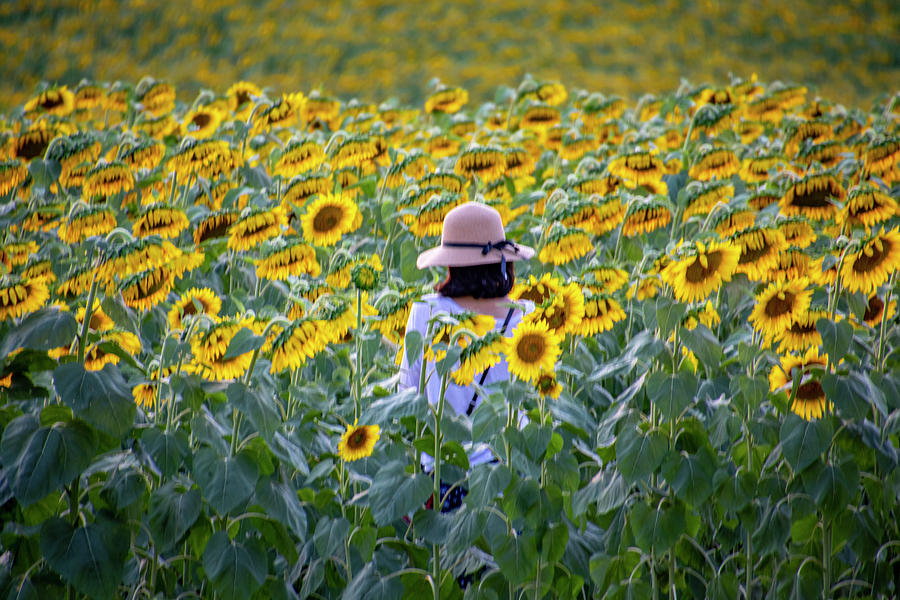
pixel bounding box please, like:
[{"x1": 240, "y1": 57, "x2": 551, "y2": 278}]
[{"x1": 435, "y1": 262, "x2": 515, "y2": 298}]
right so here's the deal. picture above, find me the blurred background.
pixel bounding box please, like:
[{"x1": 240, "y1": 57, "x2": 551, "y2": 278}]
[{"x1": 1, "y1": 0, "x2": 898, "y2": 111}]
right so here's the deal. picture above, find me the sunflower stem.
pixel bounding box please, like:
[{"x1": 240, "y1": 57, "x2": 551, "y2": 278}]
[
  {"x1": 876, "y1": 270, "x2": 896, "y2": 373},
  {"x1": 431, "y1": 370, "x2": 450, "y2": 600},
  {"x1": 354, "y1": 289, "x2": 363, "y2": 421},
  {"x1": 823, "y1": 520, "x2": 832, "y2": 600},
  {"x1": 77, "y1": 265, "x2": 101, "y2": 365}
]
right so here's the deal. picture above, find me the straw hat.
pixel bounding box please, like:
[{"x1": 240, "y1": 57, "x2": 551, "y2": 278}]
[{"x1": 416, "y1": 202, "x2": 534, "y2": 268}]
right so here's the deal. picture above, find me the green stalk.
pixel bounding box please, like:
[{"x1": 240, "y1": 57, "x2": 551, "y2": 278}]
[
  {"x1": 876, "y1": 270, "x2": 896, "y2": 373},
  {"x1": 354, "y1": 289, "x2": 363, "y2": 420},
  {"x1": 823, "y1": 521, "x2": 832, "y2": 600},
  {"x1": 77, "y1": 267, "x2": 100, "y2": 365},
  {"x1": 670, "y1": 550, "x2": 677, "y2": 600},
  {"x1": 431, "y1": 371, "x2": 450, "y2": 600}
]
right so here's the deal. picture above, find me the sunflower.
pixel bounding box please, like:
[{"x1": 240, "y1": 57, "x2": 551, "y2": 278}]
[
  {"x1": 168, "y1": 287, "x2": 221, "y2": 330},
  {"x1": 862, "y1": 294, "x2": 896, "y2": 328},
  {"x1": 504, "y1": 319, "x2": 563, "y2": 384},
  {"x1": 0, "y1": 160, "x2": 28, "y2": 196},
  {"x1": 511, "y1": 273, "x2": 564, "y2": 306},
  {"x1": 769, "y1": 347, "x2": 831, "y2": 420},
  {"x1": 118, "y1": 140, "x2": 165, "y2": 171},
  {"x1": 736, "y1": 120, "x2": 766, "y2": 144},
  {"x1": 776, "y1": 309, "x2": 827, "y2": 353},
  {"x1": 274, "y1": 139, "x2": 324, "y2": 178},
  {"x1": 84, "y1": 330, "x2": 142, "y2": 372},
  {"x1": 622, "y1": 197, "x2": 672, "y2": 237},
  {"x1": 0, "y1": 276, "x2": 49, "y2": 320},
  {"x1": 329, "y1": 135, "x2": 379, "y2": 170},
  {"x1": 779, "y1": 173, "x2": 844, "y2": 221},
  {"x1": 538, "y1": 225, "x2": 593, "y2": 265},
  {"x1": 690, "y1": 104, "x2": 739, "y2": 138},
  {"x1": 190, "y1": 317, "x2": 259, "y2": 381},
  {"x1": 100, "y1": 239, "x2": 181, "y2": 283},
  {"x1": 178, "y1": 105, "x2": 222, "y2": 139},
  {"x1": 169, "y1": 139, "x2": 237, "y2": 180},
  {"x1": 269, "y1": 319, "x2": 326, "y2": 372},
  {"x1": 59, "y1": 206, "x2": 117, "y2": 243},
  {"x1": 744, "y1": 95, "x2": 784, "y2": 124},
  {"x1": 689, "y1": 147, "x2": 740, "y2": 181},
  {"x1": 863, "y1": 138, "x2": 900, "y2": 175},
  {"x1": 451, "y1": 331, "x2": 505, "y2": 385},
  {"x1": 776, "y1": 217, "x2": 817, "y2": 248},
  {"x1": 505, "y1": 148, "x2": 535, "y2": 178},
  {"x1": 0, "y1": 241, "x2": 38, "y2": 269},
  {"x1": 747, "y1": 187, "x2": 781, "y2": 211},
  {"x1": 409, "y1": 192, "x2": 466, "y2": 238},
  {"x1": 11, "y1": 126, "x2": 54, "y2": 161},
  {"x1": 578, "y1": 293, "x2": 627, "y2": 336},
  {"x1": 739, "y1": 154, "x2": 785, "y2": 183},
  {"x1": 795, "y1": 141, "x2": 845, "y2": 169},
  {"x1": 712, "y1": 208, "x2": 756, "y2": 238},
  {"x1": 299, "y1": 94, "x2": 338, "y2": 129},
  {"x1": 120, "y1": 267, "x2": 174, "y2": 312},
  {"x1": 683, "y1": 300, "x2": 721, "y2": 331},
  {"x1": 841, "y1": 228, "x2": 900, "y2": 295},
  {"x1": 520, "y1": 104, "x2": 561, "y2": 131},
  {"x1": 770, "y1": 247, "x2": 815, "y2": 283},
  {"x1": 22, "y1": 259, "x2": 55, "y2": 283},
  {"x1": 300, "y1": 193, "x2": 360, "y2": 247},
  {"x1": 837, "y1": 185, "x2": 898, "y2": 231},
  {"x1": 133, "y1": 204, "x2": 190, "y2": 239},
  {"x1": 74, "y1": 82, "x2": 105, "y2": 112},
  {"x1": 281, "y1": 174, "x2": 330, "y2": 209},
  {"x1": 76, "y1": 298, "x2": 114, "y2": 333},
  {"x1": 334, "y1": 167, "x2": 362, "y2": 199},
  {"x1": 582, "y1": 265, "x2": 629, "y2": 294},
  {"x1": 134, "y1": 114, "x2": 179, "y2": 139},
  {"x1": 226, "y1": 81, "x2": 262, "y2": 118},
  {"x1": 627, "y1": 275, "x2": 662, "y2": 301},
  {"x1": 256, "y1": 239, "x2": 321, "y2": 281},
  {"x1": 338, "y1": 421, "x2": 380, "y2": 462},
  {"x1": 784, "y1": 120, "x2": 832, "y2": 155},
  {"x1": 427, "y1": 312, "x2": 496, "y2": 363},
  {"x1": 748, "y1": 278, "x2": 812, "y2": 343},
  {"x1": 454, "y1": 147, "x2": 507, "y2": 182},
  {"x1": 83, "y1": 161, "x2": 135, "y2": 201},
  {"x1": 661, "y1": 240, "x2": 740, "y2": 303},
  {"x1": 24, "y1": 86, "x2": 75, "y2": 117},
  {"x1": 138, "y1": 81, "x2": 175, "y2": 116},
  {"x1": 253, "y1": 94, "x2": 304, "y2": 132},
  {"x1": 528, "y1": 282, "x2": 585, "y2": 335},
  {"x1": 731, "y1": 227, "x2": 787, "y2": 281},
  {"x1": 326, "y1": 253, "x2": 382, "y2": 289},
  {"x1": 425, "y1": 87, "x2": 468, "y2": 114},
  {"x1": 608, "y1": 150, "x2": 666, "y2": 186},
  {"x1": 228, "y1": 205, "x2": 287, "y2": 251},
  {"x1": 681, "y1": 180, "x2": 734, "y2": 221},
  {"x1": 417, "y1": 172, "x2": 468, "y2": 194},
  {"x1": 371, "y1": 291, "x2": 418, "y2": 345}
]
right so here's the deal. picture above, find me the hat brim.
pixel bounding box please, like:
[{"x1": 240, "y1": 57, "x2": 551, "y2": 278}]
[{"x1": 416, "y1": 243, "x2": 535, "y2": 269}]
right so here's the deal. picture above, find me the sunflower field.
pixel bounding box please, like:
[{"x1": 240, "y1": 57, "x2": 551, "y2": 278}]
[{"x1": 1, "y1": 71, "x2": 900, "y2": 600}]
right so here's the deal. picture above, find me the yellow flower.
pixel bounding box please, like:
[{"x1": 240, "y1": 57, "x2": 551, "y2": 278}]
[
  {"x1": 82, "y1": 161, "x2": 135, "y2": 201},
  {"x1": 837, "y1": 185, "x2": 899, "y2": 231},
  {"x1": 739, "y1": 154, "x2": 784, "y2": 183},
  {"x1": 688, "y1": 147, "x2": 740, "y2": 181},
  {"x1": 256, "y1": 239, "x2": 321, "y2": 281},
  {"x1": 120, "y1": 267, "x2": 174, "y2": 312},
  {"x1": 622, "y1": 198, "x2": 671, "y2": 237},
  {"x1": 182, "y1": 106, "x2": 225, "y2": 139},
  {"x1": 0, "y1": 277, "x2": 49, "y2": 320},
  {"x1": 681, "y1": 180, "x2": 734, "y2": 222},
  {"x1": 504, "y1": 319, "x2": 563, "y2": 384},
  {"x1": 425, "y1": 87, "x2": 468, "y2": 114},
  {"x1": 776, "y1": 218, "x2": 817, "y2": 249},
  {"x1": 780, "y1": 173, "x2": 844, "y2": 221},
  {"x1": 534, "y1": 372, "x2": 563, "y2": 399},
  {"x1": 841, "y1": 228, "x2": 900, "y2": 295},
  {"x1": 300, "y1": 193, "x2": 360, "y2": 247},
  {"x1": 274, "y1": 139, "x2": 324, "y2": 178},
  {"x1": 511, "y1": 273, "x2": 564, "y2": 306},
  {"x1": 748, "y1": 278, "x2": 812, "y2": 344},
  {"x1": 24, "y1": 86, "x2": 75, "y2": 117},
  {"x1": 133, "y1": 204, "x2": 190, "y2": 239},
  {"x1": 338, "y1": 421, "x2": 380, "y2": 462},
  {"x1": 194, "y1": 210, "x2": 239, "y2": 245},
  {"x1": 138, "y1": 81, "x2": 175, "y2": 116},
  {"x1": 269, "y1": 318, "x2": 328, "y2": 372},
  {"x1": 451, "y1": 331, "x2": 505, "y2": 386},
  {"x1": 119, "y1": 140, "x2": 165, "y2": 171},
  {"x1": 59, "y1": 206, "x2": 118, "y2": 243},
  {"x1": 731, "y1": 227, "x2": 787, "y2": 282},
  {"x1": 427, "y1": 312, "x2": 495, "y2": 363},
  {"x1": 660, "y1": 240, "x2": 740, "y2": 304},
  {"x1": 769, "y1": 347, "x2": 831, "y2": 420},
  {"x1": 528, "y1": 282, "x2": 585, "y2": 335},
  {"x1": 520, "y1": 104, "x2": 561, "y2": 131},
  {"x1": 538, "y1": 225, "x2": 593, "y2": 265},
  {"x1": 227, "y1": 81, "x2": 262, "y2": 118},
  {"x1": 862, "y1": 294, "x2": 896, "y2": 328},
  {"x1": 454, "y1": 147, "x2": 507, "y2": 182},
  {"x1": 775, "y1": 309, "x2": 828, "y2": 354},
  {"x1": 578, "y1": 293, "x2": 627, "y2": 336},
  {"x1": 76, "y1": 298, "x2": 114, "y2": 333},
  {"x1": 84, "y1": 330, "x2": 142, "y2": 372},
  {"x1": 168, "y1": 287, "x2": 222, "y2": 330},
  {"x1": 190, "y1": 317, "x2": 261, "y2": 381},
  {"x1": 0, "y1": 160, "x2": 29, "y2": 196},
  {"x1": 608, "y1": 150, "x2": 665, "y2": 186},
  {"x1": 228, "y1": 206, "x2": 287, "y2": 251}
]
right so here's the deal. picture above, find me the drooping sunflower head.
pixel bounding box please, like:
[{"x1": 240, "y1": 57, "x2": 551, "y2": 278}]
[
  {"x1": 300, "y1": 193, "x2": 361, "y2": 248},
  {"x1": 82, "y1": 160, "x2": 135, "y2": 201},
  {"x1": 0, "y1": 276, "x2": 49, "y2": 321},
  {"x1": 840, "y1": 227, "x2": 900, "y2": 295},
  {"x1": 779, "y1": 172, "x2": 844, "y2": 220},
  {"x1": 227, "y1": 81, "x2": 263, "y2": 117},
  {"x1": 408, "y1": 191, "x2": 465, "y2": 238},
  {"x1": 58, "y1": 206, "x2": 118, "y2": 244},
  {"x1": 181, "y1": 106, "x2": 225, "y2": 139},
  {"x1": 578, "y1": 293, "x2": 627, "y2": 337},
  {"x1": 168, "y1": 287, "x2": 222, "y2": 330},
  {"x1": 454, "y1": 147, "x2": 507, "y2": 182},
  {"x1": 451, "y1": 331, "x2": 505, "y2": 386},
  {"x1": 837, "y1": 184, "x2": 899, "y2": 231},
  {"x1": 256, "y1": 238, "x2": 322, "y2": 282},
  {"x1": 519, "y1": 104, "x2": 562, "y2": 131},
  {"x1": 768, "y1": 346, "x2": 831, "y2": 420},
  {"x1": 660, "y1": 239, "x2": 740, "y2": 304},
  {"x1": 608, "y1": 149, "x2": 665, "y2": 186},
  {"x1": 730, "y1": 227, "x2": 787, "y2": 281},
  {"x1": 24, "y1": 86, "x2": 75, "y2": 117},
  {"x1": 119, "y1": 266, "x2": 175, "y2": 312},
  {"x1": 537, "y1": 224, "x2": 594, "y2": 266},
  {"x1": 582, "y1": 264, "x2": 629, "y2": 294},
  {"x1": 274, "y1": 139, "x2": 324, "y2": 178},
  {"x1": 690, "y1": 104, "x2": 739, "y2": 138},
  {"x1": 338, "y1": 421, "x2": 380, "y2": 462},
  {"x1": 681, "y1": 179, "x2": 735, "y2": 222},
  {"x1": 776, "y1": 217, "x2": 817, "y2": 249},
  {"x1": 503, "y1": 319, "x2": 564, "y2": 384},
  {"x1": 137, "y1": 81, "x2": 176, "y2": 116},
  {"x1": 511, "y1": 273, "x2": 564, "y2": 306},
  {"x1": 688, "y1": 146, "x2": 740, "y2": 181},
  {"x1": 425, "y1": 87, "x2": 468, "y2": 114},
  {"x1": 863, "y1": 138, "x2": 900, "y2": 175},
  {"x1": 862, "y1": 293, "x2": 896, "y2": 328},
  {"x1": 0, "y1": 159, "x2": 29, "y2": 196},
  {"x1": 190, "y1": 317, "x2": 260, "y2": 381},
  {"x1": 84, "y1": 330, "x2": 142, "y2": 372},
  {"x1": 775, "y1": 308, "x2": 828, "y2": 353},
  {"x1": 227, "y1": 205, "x2": 287, "y2": 251},
  {"x1": 193, "y1": 209, "x2": 239, "y2": 245},
  {"x1": 132, "y1": 204, "x2": 190, "y2": 239},
  {"x1": 621, "y1": 196, "x2": 672, "y2": 237}
]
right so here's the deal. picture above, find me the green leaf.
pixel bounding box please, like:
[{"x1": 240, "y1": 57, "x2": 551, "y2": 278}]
[
  {"x1": 369, "y1": 461, "x2": 433, "y2": 525},
  {"x1": 344, "y1": 562, "x2": 403, "y2": 600},
  {"x1": 679, "y1": 324, "x2": 723, "y2": 369},
  {"x1": 630, "y1": 501, "x2": 685, "y2": 554},
  {"x1": 54, "y1": 363, "x2": 135, "y2": 439},
  {"x1": 649, "y1": 296, "x2": 686, "y2": 339},
  {"x1": 194, "y1": 448, "x2": 259, "y2": 515},
  {"x1": 571, "y1": 469, "x2": 627, "y2": 518},
  {"x1": 446, "y1": 506, "x2": 486, "y2": 554},
  {"x1": 148, "y1": 479, "x2": 202, "y2": 552},
  {"x1": 662, "y1": 447, "x2": 716, "y2": 507},
  {"x1": 646, "y1": 371, "x2": 698, "y2": 421},
  {"x1": 414, "y1": 508, "x2": 452, "y2": 545},
  {"x1": 222, "y1": 327, "x2": 265, "y2": 360},
  {"x1": 0, "y1": 307, "x2": 77, "y2": 356},
  {"x1": 803, "y1": 459, "x2": 858, "y2": 522},
  {"x1": 400, "y1": 240, "x2": 419, "y2": 282},
  {"x1": 465, "y1": 462, "x2": 511, "y2": 508},
  {"x1": 816, "y1": 317, "x2": 853, "y2": 364},
  {"x1": 255, "y1": 477, "x2": 307, "y2": 540},
  {"x1": 142, "y1": 428, "x2": 189, "y2": 478},
  {"x1": 226, "y1": 382, "x2": 279, "y2": 440},
  {"x1": 541, "y1": 522, "x2": 568, "y2": 563},
  {"x1": 100, "y1": 295, "x2": 140, "y2": 335},
  {"x1": 361, "y1": 388, "x2": 428, "y2": 426},
  {"x1": 780, "y1": 414, "x2": 833, "y2": 472},
  {"x1": 494, "y1": 534, "x2": 538, "y2": 586},
  {"x1": 202, "y1": 531, "x2": 267, "y2": 600},
  {"x1": 40, "y1": 516, "x2": 129, "y2": 600},
  {"x1": 821, "y1": 372, "x2": 872, "y2": 422},
  {"x1": 616, "y1": 425, "x2": 667, "y2": 484},
  {"x1": 312, "y1": 516, "x2": 350, "y2": 558},
  {"x1": 3, "y1": 417, "x2": 97, "y2": 506},
  {"x1": 269, "y1": 432, "x2": 310, "y2": 476}
]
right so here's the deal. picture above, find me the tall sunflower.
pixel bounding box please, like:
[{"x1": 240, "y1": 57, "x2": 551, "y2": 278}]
[
  {"x1": 120, "y1": 267, "x2": 174, "y2": 312},
  {"x1": 82, "y1": 161, "x2": 135, "y2": 201},
  {"x1": 132, "y1": 204, "x2": 190, "y2": 239},
  {"x1": 301, "y1": 193, "x2": 361, "y2": 247},
  {"x1": 608, "y1": 150, "x2": 666, "y2": 186},
  {"x1": 775, "y1": 309, "x2": 827, "y2": 353},
  {"x1": 769, "y1": 347, "x2": 831, "y2": 420},
  {"x1": 274, "y1": 139, "x2": 324, "y2": 177},
  {"x1": 425, "y1": 87, "x2": 468, "y2": 114},
  {"x1": 837, "y1": 185, "x2": 898, "y2": 231},
  {"x1": 748, "y1": 278, "x2": 812, "y2": 343},
  {"x1": 58, "y1": 206, "x2": 118, "y2": 243},
  {"x1": 622, "y1": 197, "x2": 671, "y2": 237},
  {"x1": 0, "y1": 160, "x2": 28, "y2": 196},
  {"x1": 338, "y1": 421, "x2": 380, "y2": 462},
  {"x1": 454, "y1": 147, "x2": 507, "y2": 182},
  {"x1": 689, "y1": 147, "x2": 740, "y2": 181},
  {"x1": 862, "y1": 294, "x2": 896, "y2": 328},
  {"x1": 0, "y1": 276, "x2": 49, "y2": 320},
  {"x1": 511, "y1": 273, "x2": 564, "y2": 306},
  {"x1": 190, "y1": 317, "x2": 260, "y2": 381},
  {"x1": 660, "y1": 240, "x2": 740, "y2": 303},
  {"x1": 776, "y1": 217, "x2": 817, "y2": 249},
  {"x1": 840, "y1": 228, "x2": 900, "y2": 295},
  {"x1": 84, "y1": 330, "x2": 142, "y2": 372},
  {"x1": 504, "y1": 319, "x2": 563, "y2": 384}
]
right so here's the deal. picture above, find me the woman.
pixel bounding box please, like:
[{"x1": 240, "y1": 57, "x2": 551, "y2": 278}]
[{"x1": 399, "y1": 202, "x2": 534, "y2": 507}]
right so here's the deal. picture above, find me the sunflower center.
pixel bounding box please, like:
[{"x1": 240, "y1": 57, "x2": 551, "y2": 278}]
[
  {"x1": 797, "y1": 380, "x2": 825, "y2": 401},
  {"x1": 17, "y1": 133, "x2": 51, "y2": 160},
  {"x1": 235, "y1": 90, "x2": 252, "y2": 106},
  {"x1": 40, "y1": 94, "x2": 64, "y2": 110},
  {"x1": 764, "y1": 291, "x2": 795, "y2": 317},
  {"x1": 791, "y1": 186, "x2": 833, "y2": 208},
  {"x1": 864, "y1": 296, "x2": 884, "y2": 322},
  {"x1": 685, "y1": 250, "x2": 723, "y2": 283},
  {"x1": 192, "y1": 113, "x2": 212, "y2": 128},
  {"x1": 313, "y1": 206, "x2": 343, "y2": 232},
  {"x1": 853, "y1": 240, "x2": 888, "y2": 273},
  {"x1": 739, "y1": 243, "x2": 773, "y2": 265},
  {"x1": 348, "y1": 430, "x2": 367, "y2": 449},
  {"x1": 789, "y1": 320, "x2": 816, "y2": 334},
  {"x1": 182, "y1": 302, "x2": 198, "y2": 316},
  {"x1": 516, "y1": 333, "x2": 546, "y2": 363}
]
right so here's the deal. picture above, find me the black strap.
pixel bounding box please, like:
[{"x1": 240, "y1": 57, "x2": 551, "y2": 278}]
[
  {"x1": 441, "y1": 239, "x2": 521, "y2": 283},
  {"x1": 466, "y1": 306, "x2": 516, "y2": 416}
]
